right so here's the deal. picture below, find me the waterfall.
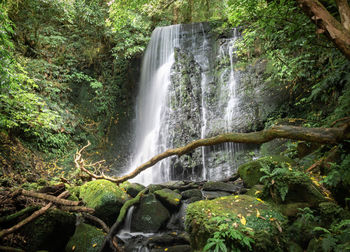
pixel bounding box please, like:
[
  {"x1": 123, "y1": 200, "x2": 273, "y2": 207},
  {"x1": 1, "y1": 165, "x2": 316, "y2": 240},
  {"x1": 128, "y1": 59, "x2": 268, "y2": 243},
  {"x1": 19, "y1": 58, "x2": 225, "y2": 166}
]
[
  {"x1": 127, "y1": 24, "x2": 255, "y2": 185},
  {"x1": 128, "y1": 25, "x2": 181, "y2": 184}
]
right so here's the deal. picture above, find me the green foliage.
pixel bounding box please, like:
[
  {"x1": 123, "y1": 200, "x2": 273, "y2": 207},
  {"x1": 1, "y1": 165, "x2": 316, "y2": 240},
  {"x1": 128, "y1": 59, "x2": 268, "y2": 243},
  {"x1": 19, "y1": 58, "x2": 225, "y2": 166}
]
[
  {"x1": 259, "y1": 157, "x2": 307, "y2": 202},
  {"x1": 0, "y1": 3, "x2": 60, "y2": 135},
  {"x1": 204, "y1": 215, "x2": 254, "y2": 252},
  {"x1": 225, "y1": 0, "x2": 350, "y2": 125},
  {"x1": 321, "y1": 148, "x2": 350, "y2": 188},
  {"x1": 311, "y1": 219, "x2": 350, "y2": 251}
]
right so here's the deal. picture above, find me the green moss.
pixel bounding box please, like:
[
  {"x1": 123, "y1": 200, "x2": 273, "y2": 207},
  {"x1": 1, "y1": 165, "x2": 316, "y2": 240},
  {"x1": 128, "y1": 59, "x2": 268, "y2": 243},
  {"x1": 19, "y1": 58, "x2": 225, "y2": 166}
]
[
  {"x1": 65, "y1": 223, "x2": 105, "y2": 252},
  {"x1": 154, "y1": 188, "x2": 182, "y2": 209},
  {"x1": 185, "y1": 194, "x2": 286, "y2": 250},
  {"x1": 80, "y1": 179, "x2": 129, "y2": 225}
]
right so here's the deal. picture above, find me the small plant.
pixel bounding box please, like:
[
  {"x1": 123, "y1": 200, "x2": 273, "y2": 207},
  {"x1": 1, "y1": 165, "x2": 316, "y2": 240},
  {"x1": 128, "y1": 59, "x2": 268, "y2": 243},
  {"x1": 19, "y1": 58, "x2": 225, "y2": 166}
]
[{"x1": 204, "y1": 216, "x2": 255, "y2": 252}]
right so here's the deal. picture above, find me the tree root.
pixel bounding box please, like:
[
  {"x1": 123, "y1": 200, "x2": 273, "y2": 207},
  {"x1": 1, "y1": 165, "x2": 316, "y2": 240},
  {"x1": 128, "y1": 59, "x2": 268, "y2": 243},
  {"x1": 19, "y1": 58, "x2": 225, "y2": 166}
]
[
  {"x1": 99, "y1": 188, "x2": 149, "y2": 252},
  {"x1": 82, "y1": 213, "x2": 110, "y2": 233}
]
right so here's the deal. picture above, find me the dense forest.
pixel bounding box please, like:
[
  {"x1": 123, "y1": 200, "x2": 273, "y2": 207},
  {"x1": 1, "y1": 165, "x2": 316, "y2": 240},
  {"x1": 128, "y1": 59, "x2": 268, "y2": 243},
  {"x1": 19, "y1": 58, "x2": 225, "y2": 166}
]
[{"x1": 1, "y1": 0, "x2": 350, "y2": 251}]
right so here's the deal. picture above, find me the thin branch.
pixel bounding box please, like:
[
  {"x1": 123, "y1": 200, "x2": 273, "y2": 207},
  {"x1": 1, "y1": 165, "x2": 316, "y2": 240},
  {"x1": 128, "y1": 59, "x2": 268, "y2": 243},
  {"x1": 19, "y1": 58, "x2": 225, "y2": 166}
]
[
  {"x1": 59, "y1": 206, "x2": 95, "y2": 213},
  {"x1": 21, "y1": 190, "x2": 79, "y2": 206},
  {"x1": 82, "y1": 213, "x2": 110, "y2": 233}
]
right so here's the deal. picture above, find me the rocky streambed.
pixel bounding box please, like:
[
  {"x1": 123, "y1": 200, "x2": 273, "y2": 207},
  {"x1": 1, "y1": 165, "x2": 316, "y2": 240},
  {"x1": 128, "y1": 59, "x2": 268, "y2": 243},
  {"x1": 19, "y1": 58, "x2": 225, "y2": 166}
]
[{"x1": 8, "y1": 154, "x2": 341, "y2": 252}]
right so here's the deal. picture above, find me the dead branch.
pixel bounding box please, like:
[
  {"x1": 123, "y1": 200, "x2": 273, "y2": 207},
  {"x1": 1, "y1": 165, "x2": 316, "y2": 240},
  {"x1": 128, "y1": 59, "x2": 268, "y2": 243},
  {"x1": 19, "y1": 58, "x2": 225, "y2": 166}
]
[
  {"x1": 21, "y1": 190, "x2": 79, "y2": 206},
  {"x1": 82, "y1": 213, "x2": 110, "y2": 233},
  {"x1": 75, "y1": 141, "x2": 119, "y2": 182},
  {"x1": 58, "y1": 206, "x2": 95, "y2": 213},
  {"x1": 0, "y1": 191, "x2": 69, "y2": 239}
]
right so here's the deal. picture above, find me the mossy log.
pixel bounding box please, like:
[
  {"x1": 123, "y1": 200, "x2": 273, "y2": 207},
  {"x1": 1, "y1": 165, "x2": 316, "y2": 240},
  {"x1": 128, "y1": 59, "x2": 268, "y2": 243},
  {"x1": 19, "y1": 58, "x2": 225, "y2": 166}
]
[
  {"x1": 99, "y1": 188, "x2": 149, "y2": 252},
  {"x1": 113, "y1": 124, "x2": 350, "y2": 184}
]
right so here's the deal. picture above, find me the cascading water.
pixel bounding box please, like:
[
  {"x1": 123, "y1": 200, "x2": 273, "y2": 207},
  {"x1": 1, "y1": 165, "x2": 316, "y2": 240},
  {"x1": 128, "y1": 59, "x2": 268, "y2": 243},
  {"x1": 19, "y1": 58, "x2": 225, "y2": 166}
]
[
  {"x1": 128, "y1": 25, "x2": 180, "y2": 184},
  {"x1": 127, "y1": 23, "x2": 256, "y2": 185}
]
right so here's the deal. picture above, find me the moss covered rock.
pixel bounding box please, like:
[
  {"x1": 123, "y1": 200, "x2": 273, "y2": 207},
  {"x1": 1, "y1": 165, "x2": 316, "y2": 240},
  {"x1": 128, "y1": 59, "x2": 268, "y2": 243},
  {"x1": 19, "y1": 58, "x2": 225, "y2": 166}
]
[
  {"x1": 154, "y1": 188, "x2": 182, "y2": 209},
  {"x1": 185, "y1": 194, "x2": 286, "y2": 251},
  {"x1": 238, "y1": 155, "x2": 295, "y2": 187},
  {"x1": 131, "y1": 193, "x2": 170, "y2": 232},
  {"x1": 79, "y1": 179, "x2": 129, "y2": 225},
  {"x1": 65, "y1": 223, "x2": 105, "y2": 252},
  {"x1": 181, "y1": 189, "x2": 202, "y2": 199},
  {"x1": 20, "y1": 209, "x2": 75, "y2": 252},
  {"x1": 202, "y1": 181, "x2": 239, "y2": 193},
  {"x1": 120, "y1": 181, "x2": 146, "y2": 197}
]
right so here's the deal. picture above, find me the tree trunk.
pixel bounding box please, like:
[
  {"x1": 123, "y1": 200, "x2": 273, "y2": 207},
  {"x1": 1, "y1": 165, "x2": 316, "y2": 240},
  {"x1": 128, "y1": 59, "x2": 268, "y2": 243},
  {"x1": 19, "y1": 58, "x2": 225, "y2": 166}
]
[
  {"x1": 335, "y1": 0, "x2": 350, "y2": 31},
  {"x1": 296, "y1": 0, "x2": 350, "y2": 60}
]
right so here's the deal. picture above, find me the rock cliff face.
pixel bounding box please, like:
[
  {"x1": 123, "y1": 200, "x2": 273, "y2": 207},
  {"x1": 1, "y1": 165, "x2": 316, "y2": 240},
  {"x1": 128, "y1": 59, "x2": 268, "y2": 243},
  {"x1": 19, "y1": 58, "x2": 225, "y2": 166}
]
[{"x1": 128, "y1": 23, "x2": 288, "y2": 183}]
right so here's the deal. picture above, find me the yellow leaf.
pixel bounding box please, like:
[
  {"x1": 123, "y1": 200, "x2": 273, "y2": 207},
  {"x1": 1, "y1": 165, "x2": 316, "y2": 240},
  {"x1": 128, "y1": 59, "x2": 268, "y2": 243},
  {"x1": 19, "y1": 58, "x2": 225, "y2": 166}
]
[
  {"x1": 174, "y1": 198, "x2": 180, "y2": 202},
  {"x1": 165, "y1": 248, "x2": 168, "y2": 251},
  {"x1": 240, "y1": 216, "x2": 247, "y2": 226},
  {"x1": 255, "y1": 190, "x2": 261, "y2": 195},
  {"x1": 256, "y1": 209, "x2": 260, "y2": 218},
  {"x1": 72, "y1": 245, "x2": 76, "y2": 251},
  {"x1": 256, "y1": 198, "x2": 264, "y2": 203},
  {"x1": 92, "y1": 243, "x2": 97, "y2": 248}
]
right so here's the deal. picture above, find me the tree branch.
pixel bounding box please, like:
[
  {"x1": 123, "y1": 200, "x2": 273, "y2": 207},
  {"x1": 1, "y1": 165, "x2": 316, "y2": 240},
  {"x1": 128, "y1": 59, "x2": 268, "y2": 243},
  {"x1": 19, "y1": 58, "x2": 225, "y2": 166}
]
[
  {"x1": 115, "y1": 124, "x2": 350, "y2": 184},
  {"x1": 21, "y1": 190, "x2": 79, "y2": 206},
  {"x1": 0, "y1": 191, "x2": 69, "y2": 239}
]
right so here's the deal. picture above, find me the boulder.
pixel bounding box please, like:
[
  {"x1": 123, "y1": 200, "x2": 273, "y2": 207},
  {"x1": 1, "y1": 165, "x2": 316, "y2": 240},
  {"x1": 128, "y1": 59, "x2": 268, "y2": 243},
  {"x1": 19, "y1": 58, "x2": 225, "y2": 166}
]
[
  {"x1": 201, "y1": 190, "x2": 231, "y2": 200},
  {"x1": 147, "y1": 184, "x2": 165, "y2": 193},
  {"x1": 150, "y1": 245, "x2": 192, "y2": 252},
  {"x1": 121, "y1": 181, "x2": 146, "y2": 197},
  {"x1": 185, "y1": 194, "x2": 286, "y2": 250},
  {"x1": 20, "y1": 209, "x2": 75, "y2": 252},
  {"x1": 131, "y1": 193, "x2": 170, "y2": 232},
  {"x1": 181, "y1": 189, "x2": 202, "y2": 199},
  {"x1": 79, "y1": 179, "x2": 129, "y2": 225},
  {"x1": 65, "y1": 223, "x2": 105, "y2": 252},
  {"x1": 202, "y1": 181, "x2": 239, "y2": 193},
  {"x1": 154, "y1": 188, "x2": 182, "y2": 209}
]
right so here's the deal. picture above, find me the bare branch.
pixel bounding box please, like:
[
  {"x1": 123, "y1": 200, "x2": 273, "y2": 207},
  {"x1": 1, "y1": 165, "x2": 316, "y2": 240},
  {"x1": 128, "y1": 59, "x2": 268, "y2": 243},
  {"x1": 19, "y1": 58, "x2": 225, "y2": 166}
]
[{"x1": 21, "y1": 190, "x2": 79, "y2": 206}]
